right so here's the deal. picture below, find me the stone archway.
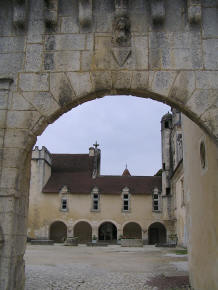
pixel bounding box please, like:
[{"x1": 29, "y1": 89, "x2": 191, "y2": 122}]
[
  {"x1": 74, "y1": 221, "x2": 92, "y2": 244},
  {"x1": 99, "y1": 222, "x2": 117, "y2": 242},
  {"x1": 148, "y1": 222, "x2": 166, "y2": 245},
  {"x1": 50, "y1": 221, "x2": 67, "y2": 243},
  {"x1": 123, "y1": 222, "x2": 142, "y2": 239},
  {"x1": 0, "y1": 1, "x2": 217, "y2": 289}
]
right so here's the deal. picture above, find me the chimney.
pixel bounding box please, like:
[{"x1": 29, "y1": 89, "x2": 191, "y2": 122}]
[{"x1": 89, "y1": 147, "x2": 95, "y2": 156}]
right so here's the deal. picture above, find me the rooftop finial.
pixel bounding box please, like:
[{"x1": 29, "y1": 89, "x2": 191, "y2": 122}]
[
  {"x1": 93, "y1": 141, "x2": 99, "y2": 149},
  {"x1": 125, "y1": 163, "x2": 127, "y2": 169}
]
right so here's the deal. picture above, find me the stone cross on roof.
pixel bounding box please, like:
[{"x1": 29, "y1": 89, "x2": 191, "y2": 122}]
[{"x1": 93, "y1": 141, "x2": 99, "y2": 149}]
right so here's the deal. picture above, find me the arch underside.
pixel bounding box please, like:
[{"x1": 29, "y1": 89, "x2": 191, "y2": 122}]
[{"x1": 19, "y1": 71, "x2": 217, "y2": 148}]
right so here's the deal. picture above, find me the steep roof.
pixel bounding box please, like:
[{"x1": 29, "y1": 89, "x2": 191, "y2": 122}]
[
  {"x1": 122, "y1": 168, "x2": 131, "y2": 176},
  {"x1": 42, "y1": 154, "x2": 162, "y2": 194}
]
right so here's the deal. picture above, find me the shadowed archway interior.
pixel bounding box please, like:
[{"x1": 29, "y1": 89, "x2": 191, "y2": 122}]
[
  {"x1": 148, "y1": 222, "x2": 167, "y2": 245},
  {"x1": 50, "y1": 221, "x2": 67, "y2": 243},
  {"x1": 99, "y1": 222, "x2": 117, "y2": 242},
  {"x1": 123, "y1": 222, "x2": 142, "y2": 239},
  {"x1": 74, "y1": 221, "x2": 92, "y2": 243}
]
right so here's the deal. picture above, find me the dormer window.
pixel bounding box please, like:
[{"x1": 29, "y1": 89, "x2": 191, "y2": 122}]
[
  {"x1": 91, "y1": 187, "x2": 100, "y2": 211},
  {"x1": 122, "y1": 187, "x2": 130, "y2": 212}
]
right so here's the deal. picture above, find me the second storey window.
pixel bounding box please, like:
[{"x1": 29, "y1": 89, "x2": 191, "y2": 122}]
[
  {"x1": 59, "y1": 185, "x2": 69, "y2": 212},
  {"x1": 153, "y1": 188, "x2": 161, "y2": 212},
  {"x1": 122, "y1": 187, "x2": 130, "y2": 212},
  {"x1": 93, "y1": 193, "x2": 99, "y2": 210},
  {"x1": 91, "y1": 187, "x2": 100, "y2": 211},
  {"x1": 61, "y1": 197, "x2": 67, "y2": 211}
]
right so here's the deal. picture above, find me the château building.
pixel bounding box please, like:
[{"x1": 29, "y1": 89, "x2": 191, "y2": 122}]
[{"x1": 28, "y1": 110, "x2": 187, "y2": 247}]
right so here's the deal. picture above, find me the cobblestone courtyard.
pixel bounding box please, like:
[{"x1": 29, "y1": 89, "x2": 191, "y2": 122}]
[{"x1": 25, "y1": 244, "x2": 189, "y2": 290}]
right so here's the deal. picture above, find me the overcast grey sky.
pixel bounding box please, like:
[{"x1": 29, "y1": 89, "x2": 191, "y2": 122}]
[{"x1": 36, "y1": 95, "x2": 170, "y2": 176}]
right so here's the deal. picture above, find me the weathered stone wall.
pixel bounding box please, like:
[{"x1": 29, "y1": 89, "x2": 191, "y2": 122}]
[{"x1": 0, "y1": 0, "x2": 217, "y2": 289}]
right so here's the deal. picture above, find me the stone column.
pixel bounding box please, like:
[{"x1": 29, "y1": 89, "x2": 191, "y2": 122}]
[
  {"x1": 142, "y1": 230, "x2": 148, "y2": 245},
  {"x1": 0, "y1": 144, "x2": 33, "y2": 290},
  {"x1": 0, "y1": 78, "x2": 36, "y2": 290},
  {"x1": 92, "y1": 224, "x2": 98, "y2": 239},
  {"x1": 117, "y1": 227, "x2": 123, "y2": 240}
]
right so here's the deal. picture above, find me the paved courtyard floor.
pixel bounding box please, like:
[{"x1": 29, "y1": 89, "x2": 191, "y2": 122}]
[{"x1": 25, "y1": 244, "x2": 189, "y2": 290}]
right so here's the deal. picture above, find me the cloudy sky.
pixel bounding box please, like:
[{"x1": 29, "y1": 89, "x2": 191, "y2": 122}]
[{"x1": 36, "y1": 95, "x2": 170, "y2": 176}]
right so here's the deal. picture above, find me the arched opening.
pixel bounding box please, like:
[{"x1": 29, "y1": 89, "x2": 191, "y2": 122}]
[
  {"x1": 123, "y1": 222, "x2": 142, "y2": 239},
  {"x1": 98, "y1": 222, "x2": 117, "y2": 242},
  {"x1": 3, "y1": 90, "x2": 217, "y2": 290},
  {"x1": 74, "y1": 221, "x2": 92, "y2": 244},
  {"x1": 50, "y1": 221, "x2": 67, "y2": 243},
  {"x1": 148, "y1": 222, "x2": 167, "y2": 245}
]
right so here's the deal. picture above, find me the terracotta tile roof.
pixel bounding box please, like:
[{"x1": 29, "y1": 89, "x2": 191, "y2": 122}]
[{"x1": 43, "y1": 154, "x2": 162, "y2": 194}]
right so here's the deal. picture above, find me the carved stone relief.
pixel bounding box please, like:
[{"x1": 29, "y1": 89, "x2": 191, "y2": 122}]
[
  {"x1": 112, "y1": 15, "x2": 131, "y2": 47},
  {"x1": 112, "y1": 13, "x2": 131, "y2": 67},
  {"x1": 13, "y1": 0, "x2": 27, "y2": 29}
]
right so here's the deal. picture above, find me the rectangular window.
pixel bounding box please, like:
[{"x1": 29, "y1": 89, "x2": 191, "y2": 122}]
[
  {"x1": 153, "y1": 194, "x2": 159, "y2": 211},
  {"x1": 61, "y1": 198, "x2": 67, "y2": 211},
  {"x1": 123, "y1": 194, "x2": 129, "y2": 211},
  {"x1": 92, "y1": 193, "x2": 99, "y2": 210}
]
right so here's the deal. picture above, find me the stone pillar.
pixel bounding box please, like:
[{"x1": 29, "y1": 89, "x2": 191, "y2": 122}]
[
  {"x1": 0, "y1": 147, "x2": 32, "y2": 290},
  {"x1": 0, "y1": 78, "x2": 36, "y2": 289},
  {"x1": 92, "y1": 224, "x2": 98, "y2": 239},
  {"x1": 142, "y1": 230, "x2": 148, "y2": 245},
  {"x1": 117, "y1": 230, "x2": 122, "y2": 240}
]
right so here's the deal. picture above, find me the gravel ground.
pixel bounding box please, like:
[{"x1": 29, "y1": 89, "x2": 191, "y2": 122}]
[{"x1": 25, "y1": 244, "x2": 189, "y2": 290}]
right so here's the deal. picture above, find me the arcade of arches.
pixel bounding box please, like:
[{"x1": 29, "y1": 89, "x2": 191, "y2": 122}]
[
  {"x1": 48, "y1": 221, "x2": 167, "y2": 245},
  {"x1": 47, "y1": 221, "x2": 146, "y2": 244},
  {"x1": 0, "y1": 1, "x2": 217, "y2": 290}
]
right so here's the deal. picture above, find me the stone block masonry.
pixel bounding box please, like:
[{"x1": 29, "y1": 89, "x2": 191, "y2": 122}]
[{"x1": 0, "y1": 1, "x2": 217, "y2": 290}]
